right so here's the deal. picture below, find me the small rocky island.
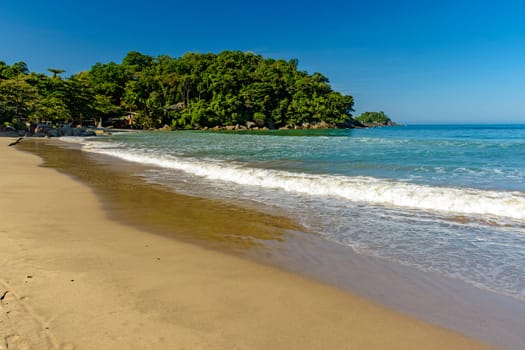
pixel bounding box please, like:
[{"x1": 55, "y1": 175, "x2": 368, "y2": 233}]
[{"x1": 354, "y1": 111, "x2": 399, "y2": 127}]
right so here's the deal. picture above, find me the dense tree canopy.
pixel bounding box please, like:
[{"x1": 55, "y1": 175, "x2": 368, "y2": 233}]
[
  {"x1": 1, "y1": 51, "x2": 358, "y2": 130},
  {"x1": 355, "y1": 111, "x2": 393, "y2": 126}
]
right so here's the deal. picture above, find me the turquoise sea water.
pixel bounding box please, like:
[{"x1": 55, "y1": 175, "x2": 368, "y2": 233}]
[{"x1": 64, "y1": 124, "x2": 525, "y2": 301}]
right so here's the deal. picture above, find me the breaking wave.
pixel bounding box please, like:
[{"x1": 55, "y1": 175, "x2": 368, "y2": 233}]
[{"x1": 74, "y1": 141, "x2": 525, "y2": 223}]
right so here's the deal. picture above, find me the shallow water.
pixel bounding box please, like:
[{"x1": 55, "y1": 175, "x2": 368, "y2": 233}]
[
  {"x1": 61, "y1": 125, "x2": 525, "y2": 302},
  {"x1": 19, "y1": 140, "x2": 298, "y2": 251}
]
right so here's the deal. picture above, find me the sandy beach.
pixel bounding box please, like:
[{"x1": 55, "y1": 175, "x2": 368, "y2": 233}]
[{"x1": 0, "y1": 139, "x2": 493, "y2": 349}]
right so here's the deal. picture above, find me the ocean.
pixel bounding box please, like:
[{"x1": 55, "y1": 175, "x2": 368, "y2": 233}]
[{"x1": 62, "y1": 124, "x2": 525, "y2": 302}]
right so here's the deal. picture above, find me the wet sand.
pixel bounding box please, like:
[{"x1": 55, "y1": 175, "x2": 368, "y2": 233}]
[{"x1": 1, "y1": 138, "x2": 495, "y2": 349}]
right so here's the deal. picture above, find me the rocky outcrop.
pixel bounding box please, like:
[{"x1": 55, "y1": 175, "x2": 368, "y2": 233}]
[
  {"x1": 246, "y1": 121, "x2": 257, "y2": 129},
  {"x1": 354, "y1": 111, "x2": 400, "y2": 127},
  {"x1": 158, "y1": 124, "x2": 172, "y2": 131},
  {"x1": 172, "y1": 117, "x2": 371, "y2": 132},
  {"x1": 25, "y1": 126, "x2": 100, "y2": 138}
]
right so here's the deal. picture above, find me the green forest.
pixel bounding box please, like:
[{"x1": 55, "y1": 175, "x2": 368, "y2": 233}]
[
  {"x1": 0, "y1": 51, "x2": 359, "y2": 130},
  {"x1": 355, "y1": 111, "x2": 394, "y2": 126}
]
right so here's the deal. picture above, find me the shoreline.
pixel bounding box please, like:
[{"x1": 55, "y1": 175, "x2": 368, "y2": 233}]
[
  {"x1": 1, "y1": 138, "x2": 498, "y2": 349},
  {"x1": 263, "y1": 230, "x2": 525, "y2": 350}
]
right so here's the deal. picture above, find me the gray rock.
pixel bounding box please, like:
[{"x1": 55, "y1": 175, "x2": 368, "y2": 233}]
[
  {"x1": 72, "y1": 128, "x2": 83, "y2": 136},
  {"x1": 46, "y1": 129, "x2": 59, "y2": 137},
  {"x1": 59, "y1": 127, "x2": 73, "y2": 136},
  {"x1": 81, "y1": 130, "x2": 96, "y2": 137}
]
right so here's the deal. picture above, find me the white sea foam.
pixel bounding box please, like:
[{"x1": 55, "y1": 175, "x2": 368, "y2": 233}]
[{"x1": 77, "y1": 143, "x2": 525, "y2": 222}]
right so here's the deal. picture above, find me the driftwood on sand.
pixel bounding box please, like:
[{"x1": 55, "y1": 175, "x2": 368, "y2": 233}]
[{"x1": 8, "y1": 137, "x2": 23, "y2": 147}]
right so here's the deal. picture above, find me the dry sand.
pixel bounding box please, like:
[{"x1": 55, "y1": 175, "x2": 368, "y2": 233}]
[{"x1": 0, "y1": 139, "x2": 493, "y2": 349}]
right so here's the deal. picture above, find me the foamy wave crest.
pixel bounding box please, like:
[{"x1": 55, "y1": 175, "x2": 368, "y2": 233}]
[
  {"x1": 60, "y1": 136, "x2": 90, "y2": 144},
  {"x1": 84, "y1": 146, "x2": 525, "y2": 222}
]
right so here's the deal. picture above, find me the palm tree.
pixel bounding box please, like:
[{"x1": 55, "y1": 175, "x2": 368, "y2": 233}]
[{"x1": 48, "y1": 68, "x2": 66, "y2": 79}]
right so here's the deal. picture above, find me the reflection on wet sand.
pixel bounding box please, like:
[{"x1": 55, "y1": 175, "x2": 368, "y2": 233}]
[{"x1": 19, "y1": 140, "x2": 301, "y2": 253}]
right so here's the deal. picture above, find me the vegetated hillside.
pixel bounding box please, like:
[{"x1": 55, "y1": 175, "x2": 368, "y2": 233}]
[
  {"x1": 355, "y1": 111, "x2": 397, "y2": 126},
  {"x1": 1, "y1": 51, "x2": 358, "y2": 130}
]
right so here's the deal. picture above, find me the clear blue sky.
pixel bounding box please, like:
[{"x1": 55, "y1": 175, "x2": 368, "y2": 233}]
[{"x1": 1, "y1": 0, "x2": 524, "y2": 124}]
